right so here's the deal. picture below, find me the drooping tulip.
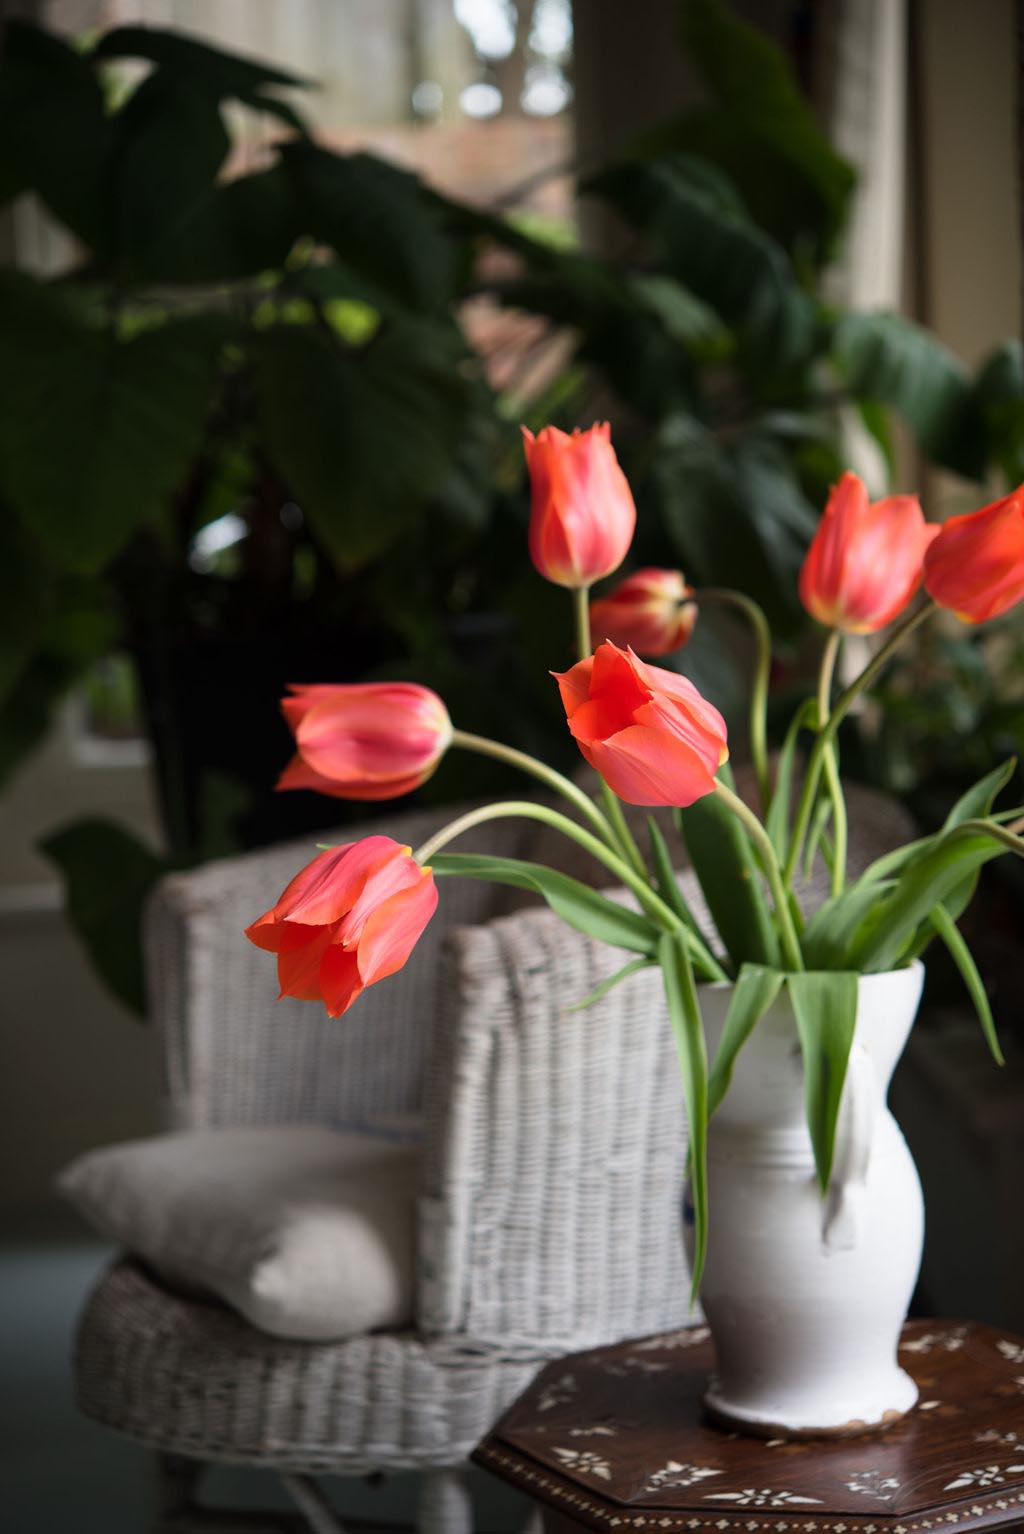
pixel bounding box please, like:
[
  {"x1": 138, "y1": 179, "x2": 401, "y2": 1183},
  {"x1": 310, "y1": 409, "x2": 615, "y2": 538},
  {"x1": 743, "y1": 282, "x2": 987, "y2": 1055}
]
[
  {"x1": 276, "y1": 682, "x2": 453, "y2": 800},
  {"x1": 799, "y1": 472, "x2": 937, "y2": 633},
  {"x1": 923, "y1": 485, "x2": 1024, "y2": 623},
  {"x1": 554, "y1": 640, "x2": 728, "y2": 807},
  {"x1": 589, "y1": 568, "x2": 697, "y2": 657},
  {"x1": 245, "y1": 837, "x2": 438, "y2": 1018},
  {"x1": 522, "y1": 422, "x2": 636, "y2": 588}
]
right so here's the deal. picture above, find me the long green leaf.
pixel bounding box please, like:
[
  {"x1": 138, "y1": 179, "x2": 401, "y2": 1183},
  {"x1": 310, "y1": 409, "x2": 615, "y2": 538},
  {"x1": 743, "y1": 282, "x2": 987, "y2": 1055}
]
[
  {"x1": 565, "y1": 958, "x2": 653, "y2": 1013},
  {"x1": 787, "y1": 970, "x2": 859, "y2": 1192},
  {"x1": 765, "y1": 697, "x2": 815, "y2": 858},
  {"x1": 801, "y1": 879, "x2": 896, "y2": 970},
  {"x1": 646, "y1": 816, "x2": 725, "y2": 979},
  {"x1": 676, "y1": 768, "x2": 780, "y2": 970},
  {"x1": 658, "y1": 931, "x2": 709, "y2": 1300},
  {"x1": 430, "y1": 853, "x2": 659, "y2": 956},
  {"x1": 926, "y1": 905, "x2": 1004, "y2": 1066},
  {"x1": 857, "y1": 761, "x2": 1017, "y2": 891},
  {"x1": 707, "y1": 964, "x2": 784, "y2": 1116}
]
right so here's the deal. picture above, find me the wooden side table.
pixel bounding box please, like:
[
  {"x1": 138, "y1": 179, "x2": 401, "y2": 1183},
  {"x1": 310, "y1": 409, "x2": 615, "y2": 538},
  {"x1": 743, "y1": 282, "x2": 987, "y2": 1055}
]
[{"x1": 474, "y1": 1320, "x2": 1024, "y2": 1534}]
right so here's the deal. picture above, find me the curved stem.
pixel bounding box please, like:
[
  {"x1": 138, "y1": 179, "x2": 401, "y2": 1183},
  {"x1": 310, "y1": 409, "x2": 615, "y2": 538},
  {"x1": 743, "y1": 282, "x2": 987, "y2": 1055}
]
[
  {"x1": 449, "y1": 729, "x2": 617, "y2": 848},
  {"x1": 414, "y1": 798, "x2": 728, "y2": 979},
  {"x1": 712, "y1": 779, "x2": 804, "y2": 972},
  {"x1": 572, "y1": 584, "x2": 592, "y2": 658},
  {"x1": 816, "y1": 631, "x2": 847, "y2": 899},
  {"x1": 695, "y1": 588, "x2": 771, "y2": 812},
  {"x1": 784, "y1": 600, "x2": 936, "y2": 886}
]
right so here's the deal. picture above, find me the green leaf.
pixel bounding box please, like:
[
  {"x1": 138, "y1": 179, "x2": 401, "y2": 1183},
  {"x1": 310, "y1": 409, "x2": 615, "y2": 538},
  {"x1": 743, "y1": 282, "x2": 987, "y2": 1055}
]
[
  {"x1": 430, "y1": 852, "x2": 660, "y2": 956},
  {"x1": 586, "y1": 154, "x2": 817, "y2": 373},
  {"x1": 646, "y1": 816, "x2": 724, "y2": 979},
  {"x1": 658, "y1": 930, "x2": 709, "y2": 1299},
  {"x1": 90, "y1": 25, "x2": 308, "y2": 91},
  {"x1": 0, "y1": 21, "x2": 109, "y2": 246},
  {"x1": 282, "y1": 143, "x2": 455, "y2": 313},
  {"x1": 941, "y1": 758, "x2": 1017, "y2": 832},
  {"x1": 787, "y1": 970, "x2": 859, "y2": 1192},
  {"x1": 649, "y1": 0, "x2": 856, "y2": 261},
  {"x1": 566, "y1": 957, "x2": 653, "y2": 1012},
  {"x1": 0, "y1": 282, "x2": 225, "y2": 574},
  {"x1": 39, "y1": 818, "x2": 169, "y2": 1015},
  {"x1": 926, "y1": 905, "x2": 1004, "y2": 1066},
  {"x1": 251, "y1": 318, "x2": 470, "y2": 570},
  {"x1": 765, "y1": 698, "x2": 815, "y2": 858},
  {"x1": 707, "y1": 963, "x2": 784, "y2": 1116},
  {"x1": 832, "y1": 311, "x2": 984, "y2": 479},
  {"x1": 800, "y1": 878, "x2": 896, "y2": 971},
  {"x1": 107, "y1": 71, "x2": 230, "y2": 277},
  {"x1": 676, "y1": 770, "x2": 780, "y2": 970},
  {"x1": 139, "y1": 163, "x2": 300, "y2": 284},
  {"x1": 970, "y1": 341, "x2": 1024, "y2": 485}
]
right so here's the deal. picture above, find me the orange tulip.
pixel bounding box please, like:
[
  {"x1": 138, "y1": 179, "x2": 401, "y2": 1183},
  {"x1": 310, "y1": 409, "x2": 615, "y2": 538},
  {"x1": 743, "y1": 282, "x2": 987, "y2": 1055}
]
[
  {"x1": 589, "y1": 568, "x2": 697, "y2": 657},
  {"x1": 799, "y1": 472, "x2": 937, "y2": 633},
  {"x1": 245, "y1": 836, "x2": 438, "y2": 1018},
  {"x1": 522, "y1": 422, "x2": 636, "y2": 588},
  {"x1": 554, "y1": 641, "x2": 728, "y2": 807},
  {"x1": 276, "y1": 683, "x2": 453, "y2": 800},
  {"x1": 923, "y1": 485, "x2": 1024, "y2": 623}
]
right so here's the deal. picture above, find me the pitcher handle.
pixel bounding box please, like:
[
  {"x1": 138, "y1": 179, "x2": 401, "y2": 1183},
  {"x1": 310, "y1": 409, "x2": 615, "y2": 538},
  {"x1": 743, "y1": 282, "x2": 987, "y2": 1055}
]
[{"x1": 823, "y1": 1041, "x2": 876, "y2": 1251}]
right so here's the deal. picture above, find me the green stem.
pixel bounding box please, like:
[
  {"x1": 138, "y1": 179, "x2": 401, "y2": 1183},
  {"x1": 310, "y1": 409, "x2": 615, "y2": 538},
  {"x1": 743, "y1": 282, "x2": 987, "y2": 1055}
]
[
  {"x1": 449, "y1": 729, "x2": 617, "y2": 849},
  {"x1": 572, "y1": 580, "x2": 649, "y2": 881},
  {"x1": 695, "y1": 588, "x2": 771, "y2": 813},
  {"x1": 784, "y1": 601, "x2": 936, "y2": 886},
  {"x1": 816, "y1": 631, "x2": 847, "y2": 899},
  {"x1": 414, "y1": 798, "x2": 729, "y2": 980},
  {"x1": 712, "y1": 779, "x2": 804, "y2": 972}
]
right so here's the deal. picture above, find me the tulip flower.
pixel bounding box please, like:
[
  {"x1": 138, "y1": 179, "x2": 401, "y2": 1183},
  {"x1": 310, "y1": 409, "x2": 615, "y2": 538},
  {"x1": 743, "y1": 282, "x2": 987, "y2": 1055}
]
[
  {"x1": 799, "y1": 472, "x2": 937, "y2": 633},
  {"x1": 923, "y1": 484, "x2": 1024, "y2": 623},
  {"x1": 245, "y1": 836, "x2": 438, "y2": 1018},
  {"x1": 554, "y1": 640, "x2": 728, "y2": 807},
  {"x1": 589, "y1": 567, "x2": 697, "y2": 657},
  {"x1": 522, "y1": 422, "x2": 636, "y2": 588},
  {"x1": 276, "y1": 682, "x2": 453, "y2": 800}
]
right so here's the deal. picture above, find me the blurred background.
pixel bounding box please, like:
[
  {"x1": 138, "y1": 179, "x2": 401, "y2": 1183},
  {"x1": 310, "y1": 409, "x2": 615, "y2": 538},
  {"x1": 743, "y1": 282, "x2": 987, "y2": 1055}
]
[{"x1": 0, "y1": 0, "x2": 1022, "y2": 1526}]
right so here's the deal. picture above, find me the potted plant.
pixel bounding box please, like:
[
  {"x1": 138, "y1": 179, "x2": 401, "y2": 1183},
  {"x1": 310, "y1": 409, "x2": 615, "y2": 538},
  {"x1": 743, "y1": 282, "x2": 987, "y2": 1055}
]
[{"x1": 245, "y1": 424, "x2": 1024, "y2": 1438}]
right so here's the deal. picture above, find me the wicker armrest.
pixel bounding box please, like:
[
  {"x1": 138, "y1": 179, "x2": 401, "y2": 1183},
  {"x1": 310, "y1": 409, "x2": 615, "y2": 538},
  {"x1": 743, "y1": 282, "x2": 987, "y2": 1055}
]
[{"x1": 417, "y1": 900, "x2": 694, "y2": 1354}]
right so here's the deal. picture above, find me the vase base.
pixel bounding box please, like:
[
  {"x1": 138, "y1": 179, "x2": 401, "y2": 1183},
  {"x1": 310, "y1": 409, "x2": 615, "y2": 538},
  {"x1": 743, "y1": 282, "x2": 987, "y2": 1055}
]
[{"x1": 703, "y1": 1376, "x2": 918, "y2": 1441}]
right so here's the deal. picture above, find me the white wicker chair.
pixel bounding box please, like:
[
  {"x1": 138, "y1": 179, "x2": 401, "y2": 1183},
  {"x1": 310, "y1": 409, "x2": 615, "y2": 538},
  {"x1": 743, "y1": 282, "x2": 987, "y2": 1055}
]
[{"x1": 72, "y1": 801, "x2": 700, "y2": 1534}]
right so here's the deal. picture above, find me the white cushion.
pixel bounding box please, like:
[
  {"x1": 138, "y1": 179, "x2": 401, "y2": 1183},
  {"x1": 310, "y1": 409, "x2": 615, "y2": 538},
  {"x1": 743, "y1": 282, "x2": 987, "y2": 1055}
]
[{"x1": 57, "y1": 1124, "x2": 418, "y2": 1342}]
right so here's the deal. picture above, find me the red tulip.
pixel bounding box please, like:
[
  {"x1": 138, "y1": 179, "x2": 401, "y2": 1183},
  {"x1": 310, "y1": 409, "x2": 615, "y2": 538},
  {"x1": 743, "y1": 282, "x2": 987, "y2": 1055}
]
[
  {"x1": 923, "y1": 485, "x2": 1024, "y2": 623},
  {"x1": 554, "y1": 641, "x2": 728, "y2": 807},
  {"x1": 799, "y1": 472, "x2": 937, "y2": 633},
  {"x1": 522, "y1": 422, "x2": 636, "y2": 588},
  {"x1": 245, "y1": 837, "x2": 438, "y2": 1018},
  {"x1": 276, "y1": 683, "x2": 453, "y2": 800},
  {"x1": 589, "y1": 568, "x2": 697, "y2": 657}
]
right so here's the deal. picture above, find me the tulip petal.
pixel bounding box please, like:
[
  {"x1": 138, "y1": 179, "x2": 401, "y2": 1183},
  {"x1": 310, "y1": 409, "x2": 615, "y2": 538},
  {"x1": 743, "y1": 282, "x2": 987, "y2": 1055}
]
[
  {"x1": 354, "y1": 871, "x2": 439, "y2": 984},
  {"x1": 332, "y1": 843, "x2": 425, "y2": 948},
  {"x1": 277, "y1": 838, "x2": 397, "y2": 927},
  {"x1": 295, "y1": 684, "x2": 449, "y2": 785},
  {"x1": 583, "y1": 725, "x2": 719, "y2": 807},
  {"x1": 277, "y1": 928, "x2": 334, "y2": 1001},
  {"x1": 317, "y1": 944, "x2": 366, "y2": 1018},
  {"x1": 245, "y1": 910, "x2": 326, "y2": 954},
  {"x1": 924, "y1": 487, "x2": 1024, "y2": 622}
]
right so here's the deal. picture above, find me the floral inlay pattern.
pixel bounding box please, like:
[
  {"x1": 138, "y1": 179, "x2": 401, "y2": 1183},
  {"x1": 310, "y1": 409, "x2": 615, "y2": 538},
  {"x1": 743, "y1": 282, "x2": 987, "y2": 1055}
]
[
  {"x1": 604, "y1": 1355, "x2": 669, "y2": 1377},
  {"x1": 643, "y1": 1462, "x2": 724, "y2": 1493},
  {"x1": 536, "y1": 1373, "x2": 577, "y2": 1412},
  {"x1": 900, "y1": 1326, "x2": 968, "y2": 1355},
  {"x1": 975, "y1": 1429, "x2": 1020, "y2": 1448},
  {"x1": 997, "y1": 1340, "x2": 1024, "y2": 1365},
  {"x1": 552, "y1": 1447, "x2": 612, "y2": 1481},
  {"x1": 846, "y1": 1470, "x2": 902, "y2": 1502},
  {"x1": 704, "y1": 1488, "x2": 823, "y2": 1508},
  {"x1": 943, "y1": 1464, "x2": 1024, "y2": 1491},
  {"x1": 567, "y1": 1425, "x2": 617, "y2": 1438}
]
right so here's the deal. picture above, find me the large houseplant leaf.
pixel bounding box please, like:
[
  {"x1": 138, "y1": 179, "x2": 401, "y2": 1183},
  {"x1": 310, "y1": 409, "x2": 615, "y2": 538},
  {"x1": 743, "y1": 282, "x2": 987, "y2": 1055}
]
[
  {"x1": 0, "y1": 279, "x2": 226, "y2": 574},
  {"x1": 787, "y1": 969, "x2": 859, "y2": 1192}
]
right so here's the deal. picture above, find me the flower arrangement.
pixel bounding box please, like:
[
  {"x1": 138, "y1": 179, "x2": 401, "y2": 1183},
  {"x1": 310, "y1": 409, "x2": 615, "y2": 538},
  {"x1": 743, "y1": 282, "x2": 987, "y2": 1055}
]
[{"x1": 246, "y1": 424, "x2": 1024, "y2": 1289}]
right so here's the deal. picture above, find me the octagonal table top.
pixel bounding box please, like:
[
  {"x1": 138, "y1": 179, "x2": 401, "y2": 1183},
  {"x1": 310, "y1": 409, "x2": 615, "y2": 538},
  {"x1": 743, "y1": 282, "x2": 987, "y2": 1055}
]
[{"x1": 473, "y1": 1320, "x2": 1024, "y2": 1534}]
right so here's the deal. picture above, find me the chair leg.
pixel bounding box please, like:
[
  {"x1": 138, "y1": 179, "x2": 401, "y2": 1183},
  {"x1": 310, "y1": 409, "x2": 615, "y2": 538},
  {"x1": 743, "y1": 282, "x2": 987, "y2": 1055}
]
[
  {"x1": 518, "y1": 1512, "x2": 545, "y2": 1534},
  {"x1": 280, "y1": 1475, "x2": 349, "y2": 1534},
  {"x1": 155, "y1": 1453, "x2": 205, "y2": 1523},
  {"x1": 417, "y1": 1467, "x2": 474, "y2": 1533}
]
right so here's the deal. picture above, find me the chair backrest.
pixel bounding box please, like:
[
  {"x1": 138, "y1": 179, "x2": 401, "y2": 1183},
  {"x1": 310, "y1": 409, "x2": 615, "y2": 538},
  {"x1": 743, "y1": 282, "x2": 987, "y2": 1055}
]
[{"x1": 144, "y1": 802, "x2": 530, "y2": 1131}]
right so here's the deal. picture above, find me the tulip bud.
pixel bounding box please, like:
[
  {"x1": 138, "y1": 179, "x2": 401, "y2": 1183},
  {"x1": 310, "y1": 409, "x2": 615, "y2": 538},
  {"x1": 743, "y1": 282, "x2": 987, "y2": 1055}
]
[
  {"x1": 553, "y1": 641, "x2": 728, "y2": 808},
  {"x1": 923, "y1": 485, "x2": 1024, "y2": 623},
  {"x1": 276, "y1": 682, "x2": 452, "y2": 800},
  {"x1": 590, "y1": 568, "x2": 697, "y2": 657},
  {"x1": 799, "y1": 472, "x2": 937, "y2": 633},
  {"x1": 522, "y1": 422, "x2": 636, "y2": 588},
  {"x1": 245, "y1": 837, "x2": 438, "y2": 1018}
]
